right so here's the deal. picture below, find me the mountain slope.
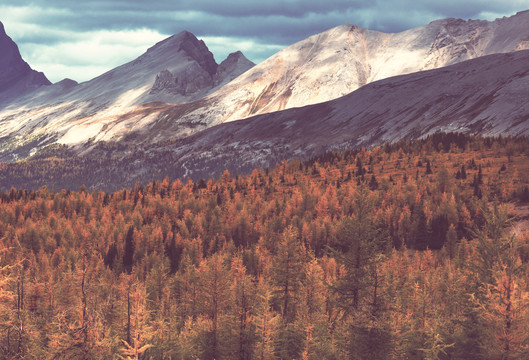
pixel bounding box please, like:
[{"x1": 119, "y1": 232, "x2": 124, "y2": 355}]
[
  {"x1": 0, "y1": 22, "x2": 50, "y2": 104},
  {"x1": 0, "y1": 30, "x2": 254, "y2": 153},
  {"x1": 193, "y1": 9, "x2": 529, "y2": 123},
  {"x1": 1, "y1": 35, "x2": 529, "y2": 188},
  {"x1": 1, "y1": 11, "x2": 529, "y2": 162},
  {"x1": 141, "y1": 49, "x2": 529, "y2": 179},
  {"x1": 78, "y1": 9, "x2": 529, "y2": 148}
]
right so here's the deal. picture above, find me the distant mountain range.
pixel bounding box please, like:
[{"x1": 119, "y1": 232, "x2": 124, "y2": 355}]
[{"x1": 0, "y1": 10, "x2": 529, "y2": 188}]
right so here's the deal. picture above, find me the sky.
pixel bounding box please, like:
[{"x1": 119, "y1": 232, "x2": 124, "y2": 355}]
[{"x1": 2, "y1": 0, "x2": 529, "y2": 83}]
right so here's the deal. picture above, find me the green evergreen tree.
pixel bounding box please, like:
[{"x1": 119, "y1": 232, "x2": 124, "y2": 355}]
[
  {"x1": 123, "y1": 226, "x2": 135, "y2": 274},
  {"x1": 331, "y1": 185, "x2": 390, "y2": 314},
  {"x1": 426, "y1": 160, "x2": 433, "y2": 175},
  {"x1": 272, "y1": 226, "x2": 305, "y2": 323}
]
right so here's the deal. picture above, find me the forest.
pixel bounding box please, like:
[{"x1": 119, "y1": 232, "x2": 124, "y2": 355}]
[{"x1": 0, "y1": 133, "x2": 529, "y2": 359}]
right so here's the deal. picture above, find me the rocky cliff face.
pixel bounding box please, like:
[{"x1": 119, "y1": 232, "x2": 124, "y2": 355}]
[
  {"x1": 150, "y1": 64, "x2": 215, "y2": 97},
  {"x1": 214, "y1": 51, "x2": 256, "y2": 87},
  {"x1": 150, "y1": 49, "x2": 255, "y2": 97},
  {"x1": 148, "y1": 31, "x2": 220, "y2": 97},
  {"x1": 0, "y1": 21, "x2": 50, "y2": 104}
]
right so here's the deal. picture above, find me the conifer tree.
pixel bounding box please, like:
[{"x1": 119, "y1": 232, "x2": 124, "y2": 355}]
[
  {"x1": 272, "y1": 226, "x2": 305, "y2": 323},
  {"x1": 254, "y1": 277, "x2": 279, "y2": 360},
  {"x1": 119, "y1": 283, "x2": 153, "y2": 360},
  {"x1": 231, "y1": 255, "x2": 257, "y2": 360},
  {"x1": 412, "y1": 202, "x2": 430, "y2": 250},
  {"x1": 197, "y1": 253, "x2": 232, "y2": 360},
  {"x1": 445, "y1": 223, "x2": 458, "y2": 259},
  {"x1": 332, "y1": 186, "x2": 388, "y2": 311},
  {"x1": 0, "y1": 259, "x2": 17, "y2": 358},
  {"x1": 272, "y1": 226, "x2": 306, "y2": 359},
  {"x1": 471, "y1": 205, "x2": 529, "y2": 359},
  {"x1": 123, "y1": 226, "x2": 135, "y2": 274},
  {"x1": 425, "y1": 160, "x2": 433, "y2": 175}
]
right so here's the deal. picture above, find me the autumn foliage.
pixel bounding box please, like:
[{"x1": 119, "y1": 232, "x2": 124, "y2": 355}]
[{"x1": 0, "y1": 134, "x2": 528, "y2": 359}]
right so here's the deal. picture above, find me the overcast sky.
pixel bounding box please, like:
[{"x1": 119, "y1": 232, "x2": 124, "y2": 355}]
[{"x1": 2, "y1": 0, "x2": 529, "y2": 83}]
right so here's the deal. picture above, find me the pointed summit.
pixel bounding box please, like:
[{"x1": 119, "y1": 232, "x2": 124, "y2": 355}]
[
  {"x1": 0, "y1": 21, "x2": 50, "y2": 104},
  {"x1": 145, "y1": 32, "x2": 253, "y2": 98},
  {"x1": 214, "y1": 51, "x2": 255, "y2": 87},
  {"x1": 146, "y1": 30, "x2": 218, "y2": 76},
  {"x1": 221, "y1": 51, "x2": 250, "y2": 63}
]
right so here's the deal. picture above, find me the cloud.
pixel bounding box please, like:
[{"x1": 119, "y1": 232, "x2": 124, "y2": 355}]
[
  {"x1": 6, "y1": 24, "x2": 167, "y2": 82},
  {"x1": 2, "y1": 0, "x2": 529, "y2": 82}
]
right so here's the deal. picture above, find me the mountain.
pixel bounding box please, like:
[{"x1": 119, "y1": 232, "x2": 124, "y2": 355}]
[
  {"x1": 8, "y1": 47, "x2": 525, "y2": 191},
  {"x1": 53, "y1": 9, "x2": 529, "y2": 150},
  {"x1": 181, "y1": 9, "x2": 529, "y2": 125},
  {"x1": 0, "y1": 21, "x2": 51, "y2": 104},
  {"x1": 1, "y1": 11, "x2": 529, "y2": 178},
  {"x1": 3, "y1": 11, "x2": 529, "y2": 156},
  {"x1": 0, "y1": 30, "x2": 254, "y2": 157},
  {"x1": 213, "y1": 51, "x2": 256, "y2": 87},
  {"x1": 114, "y1": 49, "x2": 529, "y2": 182}
]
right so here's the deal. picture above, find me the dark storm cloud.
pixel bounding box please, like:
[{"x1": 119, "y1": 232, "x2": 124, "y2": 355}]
[
  {"x1": 3, "y1": 2, "x2": 356, "y2": 45},
  {"x1": 7, "y1": 0, "x2": 529, "y2": 40},
  {"x1": 4, "y1": 0, "x2": 529, "y2": 45},
  {"x1": 2, "y1": 0, "x2": 529, "y2": 82},
  {"x1": 8, "y1": 0, "x2": 362, "y2": 18}
]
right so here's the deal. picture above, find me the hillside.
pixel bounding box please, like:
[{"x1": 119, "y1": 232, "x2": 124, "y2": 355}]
[
  {"x1": 0, "y1": 30, "x2": 253, "y2": 156},
  {"x1": 0, "y1": 134, "x2": 528, "y2": 359},
  {"x1": 2, "y1": 48, "x2": 528, "y2": 191},
  {"x1": 193, "y1": 9, "x2": 529, "y2": 124}
]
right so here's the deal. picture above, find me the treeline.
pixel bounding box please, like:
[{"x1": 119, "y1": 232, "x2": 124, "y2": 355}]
[{"x1": 0, "y1": 135, "x2": 528, "y2": 359}]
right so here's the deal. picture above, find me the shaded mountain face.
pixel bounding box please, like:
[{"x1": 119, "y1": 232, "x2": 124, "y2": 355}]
[
  {"x1": 214, "y1": 51, "x2": 256, "y2": 87},
  {"x1": 0, "y1": 22, "x2": 50, "y2": 104},
  {"x1": 150, "y1": 50, "x2": 253, "y2": 96}
]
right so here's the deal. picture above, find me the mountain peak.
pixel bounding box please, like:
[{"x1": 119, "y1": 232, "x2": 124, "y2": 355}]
[
  {"x1": 222, "y1": 51, "x2": 250, "y2": 63},
  {"x1": 175, "y1": 30, "x2": 197, "y2": 41},
  {"x1": 146, "y1": 30, "x2": 218, "y2": 77},
  {"x1": 508, "y1": 9, "x2": 529, "y2": 22},
  {"x1": 213, "y1": 51, "x2": 255, "y2": 86},
  {"x1": 147, "y1": 30, "x2": 196, "y2": 52},
  {"x1": 0, "y1": 20, "x2": 50, "y2": 104},
  {"x1": 333, "y1": 23, "x2": 364, "y2": 34},
  {"x1": 148, "y1": 30, "x2": 202, "y2": 52},
  {"x1": 56, "y1": 78, "x2": 78, "y2": 89}
]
